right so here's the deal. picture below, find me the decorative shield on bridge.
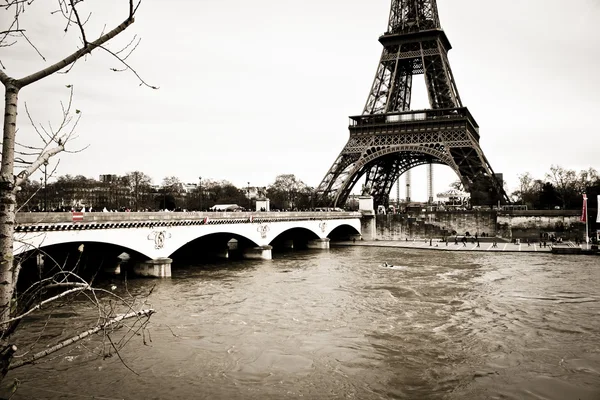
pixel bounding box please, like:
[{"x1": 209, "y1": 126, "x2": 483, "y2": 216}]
[
  {"x1": 148, "y1": 230, "x2": 172, "y2": 250},
  {"x1": 257, "y1": 224, "x2": 270, "y2": 239},
  {"x1": 319, "y1": 221, "x2": 327, "y2": 233}
]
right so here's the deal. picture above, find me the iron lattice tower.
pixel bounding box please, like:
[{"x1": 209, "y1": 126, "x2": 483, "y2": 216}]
[{"x1": 315, "y1": 0, "x2": 508, "y2": 208}]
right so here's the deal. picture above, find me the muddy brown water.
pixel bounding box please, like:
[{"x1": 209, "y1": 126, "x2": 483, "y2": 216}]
[{"x1": 3, "y1": 247, "x2": 600, "y2": 399}]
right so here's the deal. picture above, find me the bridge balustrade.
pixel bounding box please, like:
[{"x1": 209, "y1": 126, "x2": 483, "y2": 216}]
[{"x1": 16, "y1": 211, "x2": 362, "y2": 226}]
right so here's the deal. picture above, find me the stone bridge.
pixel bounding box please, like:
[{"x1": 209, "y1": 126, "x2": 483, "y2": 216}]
[{"x1": 14, "y1": 211, "x2": 363, "y2": 277}]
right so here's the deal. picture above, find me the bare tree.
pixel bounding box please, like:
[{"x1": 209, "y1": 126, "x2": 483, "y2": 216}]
[
  {"x1": 0, "y1": 0, "x2": 156, "y2": 380},
  {"x1": 267, "y1": 174, "x2": 309, "y2": 210},
  {"x1": 511, "y1": 172, "x2": 535, "y2": 205},
  {"x1": 546, "y1": 165, "x2": 577, "y2": 209},
  {"x1": 576, "y1": 168, "x2": 599, "y2": 193},
  {"x1": 124, "y1": 171, "x2": 152, "y2": 211}
]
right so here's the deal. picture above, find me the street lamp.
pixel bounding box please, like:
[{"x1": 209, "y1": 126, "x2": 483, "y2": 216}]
[
  {"x1": 43, "y1": 160, "x2": 48, "y2": 211},
  {"x1": 247, "y1": 182, "x2": 251, "y2": 211},
  {"x1": 198, "y1": 176, "x2": 202, "y2": 211}
]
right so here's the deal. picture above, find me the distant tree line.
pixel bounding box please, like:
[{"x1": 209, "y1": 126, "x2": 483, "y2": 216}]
[
  {"x1": 511, "y1": 165, "x2": 599, "y2": 210},
  {"x1": 19, "y1": 165, "x2": 597, "y2": 212},
  {"x1": 16, "y1": 172, "x2": 317, "y2": 212}
]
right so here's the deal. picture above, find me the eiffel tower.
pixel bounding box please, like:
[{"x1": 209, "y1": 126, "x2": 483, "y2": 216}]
[{"x1": 315, "y1": 0, "x2": 508, "y2": 208}]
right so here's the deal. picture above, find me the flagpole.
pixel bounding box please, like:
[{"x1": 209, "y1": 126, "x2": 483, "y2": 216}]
[{"x1": 585, "y1": 196, "x2": 589, "y2": 250}]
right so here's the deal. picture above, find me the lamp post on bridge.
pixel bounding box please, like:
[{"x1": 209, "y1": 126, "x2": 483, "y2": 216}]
[
  {"x1": 43, "y1": 160, "x2": 48, "y2": 211},
  {"x1": 247, "y1": 182, "x2": 251, "y2": 211},
  {"x1": 198, "y1": 176, "x2": 202, "y2": 211}
]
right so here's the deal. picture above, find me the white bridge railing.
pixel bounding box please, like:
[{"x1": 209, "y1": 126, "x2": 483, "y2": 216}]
[{"x1": 16, "y1": 211, "x2": 362, "y2": 226}]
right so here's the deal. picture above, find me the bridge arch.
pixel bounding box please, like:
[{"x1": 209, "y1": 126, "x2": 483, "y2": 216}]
[
  {"x1": 327, "y1": 223, "x2": 361, "y2": 241},
  {"x1": 268, "y1": 227, "x2": 321, "y2": 249},
  {"x1": 14, "y1": 231, "x2": 158, "y2": 260},
  {"x1": 168, "y1": 231, "x2": 260, "y2": 260}
]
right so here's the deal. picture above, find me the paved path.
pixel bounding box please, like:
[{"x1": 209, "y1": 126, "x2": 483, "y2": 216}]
[{"x1": 335, "y1": 239, "x2": 558, "y2": 253}]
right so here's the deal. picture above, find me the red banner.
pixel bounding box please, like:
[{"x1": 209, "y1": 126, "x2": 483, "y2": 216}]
[
  {"x1": 580, "y1": 194, "x2": 587, "y2": 223},
  {"x1": 72, "y1": 211, "x2": 84, "y2": 222}
]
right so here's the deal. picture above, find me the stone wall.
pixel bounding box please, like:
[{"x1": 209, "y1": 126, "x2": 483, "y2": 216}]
[
  {"x1": 374, "y1": 210, "x2": 586, "y2": 241},
  {"x1": 376, "y1": 211, "x2": 496, "y2": 240},
  {"x1": 496, "y1": 210, "x2": 584, "y2": 241}
]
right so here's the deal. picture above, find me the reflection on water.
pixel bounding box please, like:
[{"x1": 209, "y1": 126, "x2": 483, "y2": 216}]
[{"x1": 3, "y1": 247, "x2": 600, "y2": 399}]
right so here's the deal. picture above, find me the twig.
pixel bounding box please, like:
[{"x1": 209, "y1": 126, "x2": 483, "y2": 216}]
[
  {"x1": 99, "y1": 45, "x2": 158, "y2": 89},
  {"x1": 106, "y1": 334, "x2": 138, "y2": 376}
]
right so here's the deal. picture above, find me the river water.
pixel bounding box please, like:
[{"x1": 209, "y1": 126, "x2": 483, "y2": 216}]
[{"x1": 3, "y1": 246, "x2": 600, "y2": 399}]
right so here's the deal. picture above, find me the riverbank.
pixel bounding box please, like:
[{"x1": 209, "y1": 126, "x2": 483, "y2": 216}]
[{"x1": 335, "y1": 239, "x2": 571, "y2": 253}]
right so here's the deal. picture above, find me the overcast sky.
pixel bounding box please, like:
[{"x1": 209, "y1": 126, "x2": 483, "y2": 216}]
[{"x1": 3, "y1": 0, "x2": 599, "y2": 201}]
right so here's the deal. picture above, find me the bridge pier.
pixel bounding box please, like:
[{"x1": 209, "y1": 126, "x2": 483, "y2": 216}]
[
  {"x1": 214, "y1": 248, "x2": 230, "y2": 259},
  {"x1": 134, "y1": 258, "x2": 172, "y2": 278},
  {"x1": 242, "y1": 245, "x2": 273, "y2": 260},
  {"x1": 307, "y1": 238, "x2": 330, "y2": 249},
  {"x1": 360, "y1": 214, "x2": 376, "y2": 241},
  {"x1": 359, "y1": 195, "x2": 376, "y2": 241},
  {"x1": 103, "y1": 264, "x2": 122, "y2": 276}
]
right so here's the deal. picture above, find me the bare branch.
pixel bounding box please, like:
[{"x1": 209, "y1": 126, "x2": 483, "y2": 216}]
[
  {"x1": 100, "y1": 45, "x2": 159, "y2": 89},
  {"x1": 13, "y1": 145, "x2": 64, "y2": 190},
  {"x1": 106, "y1": 334, "x2": 139, "y2": 375},
  {"x1": 68, "y1": 0, "x2": 87, "y2": 46},
  {"x1": 0, "y1": 13, "x2": 21, "y2": 47},
  {"x1": 11, "y1": 314, "x2": 51, "y2": 359},
  {"x1": 15, "y1": 183, "x2": 42, "y2": 213},
  {"x1": 1, "y1": 284, "x2": 90, "y2": 326},
  {"x1": 8, "y1": 309, "x2": 155, "y2": 370},
  {"x1": 17, "y1": 17, "x2": 136, "y2": 88},
  {"x1": 115, "y1": 35, "x2": 139, "y2": 56},
  {"x1": 0, "y1": 29, "x2": 24, "y2": 36},
  {"x1": 19, "y1": 31, "x2": 46, "y2": 62},
  {"x1": 14, "y1": 86, "x2": 83, "y2": 188}
]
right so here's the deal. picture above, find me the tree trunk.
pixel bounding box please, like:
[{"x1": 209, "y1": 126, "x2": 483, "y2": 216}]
[{"x1": 0, "y1": 83, "x2": 19, "y2": 327}]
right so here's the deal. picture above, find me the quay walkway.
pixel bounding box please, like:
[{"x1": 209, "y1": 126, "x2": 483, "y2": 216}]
[{"x1": 335, "y1": 239, "x2": 579, "y2": 253}]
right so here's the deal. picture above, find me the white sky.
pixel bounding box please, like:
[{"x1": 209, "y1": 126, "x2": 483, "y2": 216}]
[{"x1": 3, "y1": 0, "x2": 600, "y2": 201}]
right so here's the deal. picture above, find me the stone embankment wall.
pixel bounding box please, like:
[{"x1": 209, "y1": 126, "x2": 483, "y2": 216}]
[
  {"x1": 375, "y1": 210, "x2": 585, "y2": 241},
  {"x1": 496, "y1": 210, "x2": 583, "y2": 240},
  {"x1": 376, "y1": 211, "x2": 496, "y2": 240}
]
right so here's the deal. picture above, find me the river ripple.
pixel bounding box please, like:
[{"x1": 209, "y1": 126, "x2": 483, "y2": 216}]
[{"x1": 3, "y1": 247, "x2": 600, "y2": 399}]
